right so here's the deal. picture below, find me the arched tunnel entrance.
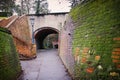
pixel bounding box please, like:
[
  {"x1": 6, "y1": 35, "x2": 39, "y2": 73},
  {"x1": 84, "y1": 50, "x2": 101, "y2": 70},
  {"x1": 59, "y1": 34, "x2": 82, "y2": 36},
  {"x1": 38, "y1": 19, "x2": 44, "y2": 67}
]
[{"x1": 34, "y1": 27, "x2": 59, "y2": 50}]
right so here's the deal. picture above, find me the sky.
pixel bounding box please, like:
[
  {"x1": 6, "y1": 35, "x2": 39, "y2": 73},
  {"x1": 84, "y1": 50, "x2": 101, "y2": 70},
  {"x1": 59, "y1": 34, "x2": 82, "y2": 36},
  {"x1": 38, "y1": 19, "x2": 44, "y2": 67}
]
[
  {"x1": 47, "y1": 0, "x2": 71, "y2": 13},
  {"x1": 15, "y1": 0, "x2": 71, "y2": 13}
]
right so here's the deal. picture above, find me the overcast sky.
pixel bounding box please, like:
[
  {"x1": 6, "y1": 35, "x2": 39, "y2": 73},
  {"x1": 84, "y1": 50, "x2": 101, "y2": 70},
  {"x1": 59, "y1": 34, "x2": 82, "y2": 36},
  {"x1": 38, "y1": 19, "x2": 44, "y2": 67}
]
[
  {"x1": 47, "y1": 0, "x2": 71, "y2": 13},
  {"x1": 15, "y1": 0, "x2": 71, "y2": 13}
]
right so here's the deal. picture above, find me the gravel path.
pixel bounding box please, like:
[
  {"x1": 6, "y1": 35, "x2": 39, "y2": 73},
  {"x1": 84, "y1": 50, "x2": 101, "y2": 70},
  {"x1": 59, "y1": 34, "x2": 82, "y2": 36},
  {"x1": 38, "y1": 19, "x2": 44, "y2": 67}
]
[{"x1": 20, "y1": 49, "x2": 72, "y2": 80}]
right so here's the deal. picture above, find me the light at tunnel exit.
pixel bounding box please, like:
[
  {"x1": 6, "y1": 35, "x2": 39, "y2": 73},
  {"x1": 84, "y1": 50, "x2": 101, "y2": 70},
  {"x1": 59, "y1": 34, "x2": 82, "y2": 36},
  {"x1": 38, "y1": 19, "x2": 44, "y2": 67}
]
[{"x1": 34, "y1": 28, "x2": 59, "y2": 49}]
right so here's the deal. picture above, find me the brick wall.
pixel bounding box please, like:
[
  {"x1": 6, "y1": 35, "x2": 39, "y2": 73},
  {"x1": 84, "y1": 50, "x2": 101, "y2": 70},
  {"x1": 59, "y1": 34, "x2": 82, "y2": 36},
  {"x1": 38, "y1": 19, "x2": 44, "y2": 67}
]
[
  {"x1": 8, "y1": 15, "x2": 36, "y2": 58},
  {"x1": 0, "y1": 27, "x2": 21, "y2": 80},
  {"x1": 70, "y1": 0, "x2": 120, "y2": 79},
  {"x1": 0, "y1": 16, "x2": 17, "y2": 28}
]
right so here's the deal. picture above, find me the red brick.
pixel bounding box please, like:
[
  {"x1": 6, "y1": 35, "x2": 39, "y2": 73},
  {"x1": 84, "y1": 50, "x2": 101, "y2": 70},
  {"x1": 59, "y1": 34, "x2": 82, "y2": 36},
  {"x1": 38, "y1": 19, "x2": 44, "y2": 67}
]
[
  {"x1": 114, "y1": 48, "x2": 120, "y2": 52},
  {"x1": 112, "y1": 60, "x2": 120, "y2": 63},
  {"x1": 111, "y1": 55, "x2": 120, "y2": 59},
  {"x1": 113, "y1": 38, "x2": 120, "y2": 41},
  {"x1": 82, "y1": 47, "x2": 89, "y2": 53},
  {"x1": 112, "y1": 51, "x2": 120, "y2": 55}
]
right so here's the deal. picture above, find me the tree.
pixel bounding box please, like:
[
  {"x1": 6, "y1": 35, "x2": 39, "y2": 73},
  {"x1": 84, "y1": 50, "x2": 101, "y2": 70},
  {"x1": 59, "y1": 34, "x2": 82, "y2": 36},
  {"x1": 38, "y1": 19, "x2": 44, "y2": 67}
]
[
  {"x1": 13, "y1": 4, "x2": 21, "y2": 16},
  {"x1": 13, "y1": 0, "x2": 49, "y2": 15},
  {"x1": 69, "y1": 0, "x2": 86, "y2": 7},
  {"x1": 34, "y1": 0, "x2": 49, "y2": 14},
  {"x1": 24, "y1": 0, "x2": 31, "y2": 14},
  {"x1": 21, "y1": 0, "x2": 32, "y2": 14},
  {"x1": 0, "y1": 0, "x2": 15, "y2": 13},
  {"x1": 13, "y1": 0, "x2": 33, "y2": 15}
]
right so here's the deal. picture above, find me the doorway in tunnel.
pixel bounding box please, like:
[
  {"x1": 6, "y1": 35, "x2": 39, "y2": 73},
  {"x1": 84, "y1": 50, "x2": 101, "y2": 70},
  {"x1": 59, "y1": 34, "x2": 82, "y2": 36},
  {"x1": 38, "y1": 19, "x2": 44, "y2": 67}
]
[{"x1": 34, "y1": 27, "x2": 59, "y2": 50}]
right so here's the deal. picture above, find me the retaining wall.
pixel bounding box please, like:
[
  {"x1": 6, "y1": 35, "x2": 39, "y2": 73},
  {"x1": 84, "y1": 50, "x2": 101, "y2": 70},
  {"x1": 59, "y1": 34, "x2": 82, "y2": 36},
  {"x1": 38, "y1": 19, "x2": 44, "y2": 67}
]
[{"x1": 70, "y1": 0, "x2": 120, "y2": 79}]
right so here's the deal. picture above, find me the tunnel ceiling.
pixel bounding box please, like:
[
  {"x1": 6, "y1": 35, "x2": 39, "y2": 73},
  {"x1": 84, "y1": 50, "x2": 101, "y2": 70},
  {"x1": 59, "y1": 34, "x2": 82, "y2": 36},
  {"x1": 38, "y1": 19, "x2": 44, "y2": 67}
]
[{"x1": 34, "y1": 28, "x2": 58, "y2": 49}]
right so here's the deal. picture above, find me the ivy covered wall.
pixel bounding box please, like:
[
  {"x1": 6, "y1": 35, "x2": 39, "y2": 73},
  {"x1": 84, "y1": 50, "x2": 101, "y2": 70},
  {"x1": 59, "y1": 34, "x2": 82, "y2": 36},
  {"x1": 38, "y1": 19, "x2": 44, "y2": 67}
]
[
  {"x1": 0, "y1": 27, "x2": 21, "y2": 80},
  {"x1": 70, "y1": 0, "x2": 120, "y2": 79}
]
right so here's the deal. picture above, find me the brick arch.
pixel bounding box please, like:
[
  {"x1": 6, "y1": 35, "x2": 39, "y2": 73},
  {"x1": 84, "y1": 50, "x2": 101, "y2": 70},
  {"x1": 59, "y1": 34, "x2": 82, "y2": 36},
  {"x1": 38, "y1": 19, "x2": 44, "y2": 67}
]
[{"x1": 34, "y1": 27, "x2": 59, "y2": 49}]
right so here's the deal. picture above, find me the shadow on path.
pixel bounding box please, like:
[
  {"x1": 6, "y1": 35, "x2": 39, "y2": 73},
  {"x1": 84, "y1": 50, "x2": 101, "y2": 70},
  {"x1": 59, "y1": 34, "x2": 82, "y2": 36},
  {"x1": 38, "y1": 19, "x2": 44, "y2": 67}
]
[{"x1": 20, "y1": 49, "x2": 72, "y2": 80}]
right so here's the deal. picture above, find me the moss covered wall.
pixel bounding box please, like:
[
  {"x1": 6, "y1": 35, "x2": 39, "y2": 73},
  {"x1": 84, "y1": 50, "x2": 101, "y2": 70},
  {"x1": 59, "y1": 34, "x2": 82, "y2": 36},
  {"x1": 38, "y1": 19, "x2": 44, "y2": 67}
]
[
  {"x1": 0, "y1": 27, "x2": 21, "y2": 80},
  {"x1": 70, "y1": 0, "x2": 120, "y2": 79}
]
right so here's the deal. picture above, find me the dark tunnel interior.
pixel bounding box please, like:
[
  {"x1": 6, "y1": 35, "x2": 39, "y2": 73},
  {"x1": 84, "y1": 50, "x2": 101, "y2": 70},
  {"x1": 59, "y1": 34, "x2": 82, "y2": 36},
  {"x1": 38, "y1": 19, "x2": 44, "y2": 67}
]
[{"x1": 34, "y1": 28, "x2": 58, "y2": 49}]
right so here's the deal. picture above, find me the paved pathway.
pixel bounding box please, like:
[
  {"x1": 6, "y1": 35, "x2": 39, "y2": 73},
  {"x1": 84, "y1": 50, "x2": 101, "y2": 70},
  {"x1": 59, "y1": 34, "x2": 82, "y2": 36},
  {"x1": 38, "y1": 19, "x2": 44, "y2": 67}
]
[{"x1": 20, "y1": 49, "x2": 72, "y2": 80}]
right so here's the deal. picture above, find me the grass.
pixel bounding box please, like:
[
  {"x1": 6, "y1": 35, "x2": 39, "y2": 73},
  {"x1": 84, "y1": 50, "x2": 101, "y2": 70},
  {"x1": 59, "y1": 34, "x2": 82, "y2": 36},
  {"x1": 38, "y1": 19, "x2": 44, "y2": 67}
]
[{"x1": 0, "y1": 17, "x2": 8, "y2": 20}]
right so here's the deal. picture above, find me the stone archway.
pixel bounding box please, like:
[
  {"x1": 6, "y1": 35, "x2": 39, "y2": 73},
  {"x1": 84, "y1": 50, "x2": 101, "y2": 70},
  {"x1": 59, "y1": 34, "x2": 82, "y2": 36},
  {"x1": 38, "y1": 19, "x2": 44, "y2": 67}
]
[{"x1": 34, "y1": 27, "x2": 59, "y2": 49}]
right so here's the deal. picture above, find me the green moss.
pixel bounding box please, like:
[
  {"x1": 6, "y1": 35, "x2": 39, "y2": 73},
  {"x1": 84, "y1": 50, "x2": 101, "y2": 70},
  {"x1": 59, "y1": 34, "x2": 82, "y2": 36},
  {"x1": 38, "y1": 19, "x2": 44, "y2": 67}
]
[
  {"x1": 0, "y1": 27, "x2": 21, "y2": 80},
  {"x1": 70, "y1": 0, "x2": 120, "y2": 79}
]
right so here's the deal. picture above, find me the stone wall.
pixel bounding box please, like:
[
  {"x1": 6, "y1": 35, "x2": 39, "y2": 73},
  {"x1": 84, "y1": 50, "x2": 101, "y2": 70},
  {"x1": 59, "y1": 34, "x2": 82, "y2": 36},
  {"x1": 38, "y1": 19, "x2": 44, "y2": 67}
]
[
  {"x1": 28, "y1": 13, "x2": 68, "y2": 32},
  {"x1": 70, "y1": 0, "x2": 120, "y2": 79},
  {"x1": 0, "y1": 27, "x2": 21, "y2": 80},
  {"x1": 59, "y1": 16, "x2": 75, "y2": 78}
]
